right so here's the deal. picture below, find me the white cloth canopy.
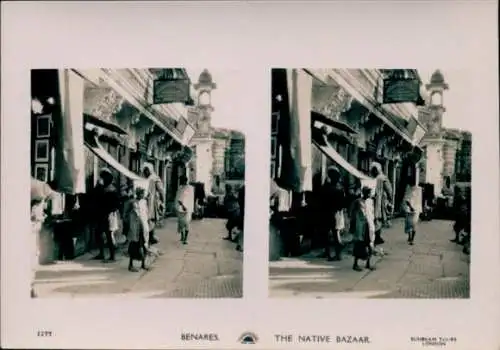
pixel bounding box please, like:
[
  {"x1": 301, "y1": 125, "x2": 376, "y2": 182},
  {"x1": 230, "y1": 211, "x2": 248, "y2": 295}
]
[
  {"x1": 312, "y1": 132, "x2": 377, "y2": 192},
  {"x1": 84, "y1": 133, "x2": 149, "y2": 190}
]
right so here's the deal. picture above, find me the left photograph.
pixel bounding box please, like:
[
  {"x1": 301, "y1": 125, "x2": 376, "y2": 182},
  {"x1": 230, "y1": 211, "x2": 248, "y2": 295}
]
[{"x1": 30, "y1": 68, "x2": 245, "y2": 298}]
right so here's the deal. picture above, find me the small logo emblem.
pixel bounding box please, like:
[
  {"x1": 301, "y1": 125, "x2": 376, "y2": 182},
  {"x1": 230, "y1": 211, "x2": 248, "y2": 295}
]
[{"x1": 239, "y1": 332, "x2": 258, "y2": 344}]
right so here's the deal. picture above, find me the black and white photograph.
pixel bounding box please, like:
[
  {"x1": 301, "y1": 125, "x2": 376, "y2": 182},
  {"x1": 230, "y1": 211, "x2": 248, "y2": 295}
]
[
  {"x1": 30, "y1": 68, "x2": 245, "y2": 298},
  {"x1": 269, "y1": 68, "x2": 471, "y2": 299},
  {"x1": 2, "y1": 2, "x2": 498, "y2": 350}
]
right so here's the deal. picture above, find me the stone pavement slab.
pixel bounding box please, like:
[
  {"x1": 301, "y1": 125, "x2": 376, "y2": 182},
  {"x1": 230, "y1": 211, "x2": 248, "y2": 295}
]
[
  {"x1": 159, "y1": 275, "x2": 243, "y2": 298},
  {"x1": 269, "y1": 218, "x2": 470, "y2": 299},
  {"x1": 34, "y1": 218, "x2": 243, "y2": 298}
]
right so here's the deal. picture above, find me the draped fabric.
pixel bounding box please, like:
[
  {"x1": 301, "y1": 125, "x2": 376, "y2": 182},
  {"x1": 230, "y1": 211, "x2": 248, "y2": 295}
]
[
  {"x1": 312, "y1": 129, "x2": 377, "y2": 192},
  {"x1": 84, "y1": 131, "x2": 149, "y2": 191},
  {"x1": 141, "y1": 162, "x2": 164, "y2": 223},
  {"x1": 370, "y1": 162, "x2": 393, "y2": 226},
  {"x1": 278, "y1": 69, "x2": 313, "y2": 192},
  {"x1": 53, "y1": 69, "x2": 86, "y2": 194}
]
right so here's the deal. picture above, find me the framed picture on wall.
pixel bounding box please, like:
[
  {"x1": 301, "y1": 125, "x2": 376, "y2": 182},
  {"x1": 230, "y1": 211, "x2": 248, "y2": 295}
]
[
  {"x1": 34, "y1": 163, "x2": 49, "y2": 182},
  {"x1": 34, "y1": 139, "x2": 50, "y2": 162},
  {"x1": 271, "y1": 112, "x2": 280, "y2": 135},
  {"x1": 36, "y1": 114, "x2": 51, "y2": 138},
  {"x1": 270, "y1": 161, "x2": 276, "y2": 179}
]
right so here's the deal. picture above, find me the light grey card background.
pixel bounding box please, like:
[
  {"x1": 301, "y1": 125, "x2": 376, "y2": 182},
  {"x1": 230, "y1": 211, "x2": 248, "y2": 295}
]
[{"x1": 1, "y1": 1, "x2": 499, "y2": 349}]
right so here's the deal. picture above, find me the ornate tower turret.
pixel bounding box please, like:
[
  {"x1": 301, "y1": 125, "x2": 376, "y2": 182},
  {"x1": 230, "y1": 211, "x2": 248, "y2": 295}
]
[
  {"x1": 189, "y1": 69, "x2": 217, "y2": 194},
  {"x1": 425, "y1": 70, "x2": 448, "y2": 135},
  {"x1": 193, "y1": 69, "x2": 217, "y2": 135},
  {"x1": 420, "y1": 70, "x2": 449, "y2": 197}
]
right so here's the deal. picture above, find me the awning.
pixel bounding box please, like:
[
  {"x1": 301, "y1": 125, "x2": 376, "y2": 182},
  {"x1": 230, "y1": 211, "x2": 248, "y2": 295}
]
[
  {"x1": 311, "y1": 111, "x2": 358, "y2": 134},
  {"x1": 84, "y1": 131, "x2": 148, "y2": 188},
  {"x1": 315, "y1": 69, "x2": 416, "y2": 145},
  {"x1": 84, "y1": 113, "x2": 127, "y2": 135},
  {"x1": 312, "y1": 127, "x2": 376, "y2": 190}
]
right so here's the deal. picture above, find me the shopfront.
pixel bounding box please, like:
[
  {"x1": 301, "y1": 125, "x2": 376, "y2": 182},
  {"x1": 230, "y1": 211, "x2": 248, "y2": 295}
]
[
  {"x1": 31, "y1": 68, "x2": 197, "y2": 261},
  {"x1": 270, "y1": 68, "x2": 425, "y2": 257}
]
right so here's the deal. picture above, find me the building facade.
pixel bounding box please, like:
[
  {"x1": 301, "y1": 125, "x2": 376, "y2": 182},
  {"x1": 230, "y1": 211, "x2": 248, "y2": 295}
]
[
  {"x1": 271, "y1": 68, "x2": 426, "y2": 215},
  {"x1": 454, "y1": 131, "x2": 472, "y2": 184},
  {"x1": 187, "y1": 70, "x2": 246, "y2": 196},
  {"x1": 211, "y1": 130, "x2": 230, "y2": 193},
  {"x1": 31, "y1": 68, "x2": 196, "y2": 257},
  {"x1": 225, "y1": 132, "x2": 246, "y2": 178}
]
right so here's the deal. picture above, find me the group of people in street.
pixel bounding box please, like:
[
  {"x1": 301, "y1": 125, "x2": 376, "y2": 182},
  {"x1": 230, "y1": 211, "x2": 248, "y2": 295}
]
[
  {"x1": 319, "y1": 162, "x2": 395, "y2": 271},
  {"x1": 92, "y1": 163, "x2": 213, "y2": 270},
  {"x1": 30, "y1": 160, "x2": 198, "y2": 279},
  {"x1": 31, "y1": 158, "x2": 245, "y2": 285},
  {"x1": 223, "y1": 184, "x2": 245, "y2": 252},
  {"x1": 270, "y1": 161, "x2": 431, "y2": 272},
  {"x1": 88, "y1": 162, "x2": 165, "y2": 271}
]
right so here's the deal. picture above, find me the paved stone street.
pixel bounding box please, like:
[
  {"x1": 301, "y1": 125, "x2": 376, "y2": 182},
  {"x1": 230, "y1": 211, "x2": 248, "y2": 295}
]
[
  {"x1": 269, "y1": 219, "x2": 470, "y2": 299},
  {"x1": 34, "y1": 218, "x2": 243, "y2": 298}
]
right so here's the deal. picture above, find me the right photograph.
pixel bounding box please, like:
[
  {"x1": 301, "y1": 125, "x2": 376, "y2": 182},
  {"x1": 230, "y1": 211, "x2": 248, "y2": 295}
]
[{"x1": 269, "y1": 68, "x2": 471, "y2": 299}]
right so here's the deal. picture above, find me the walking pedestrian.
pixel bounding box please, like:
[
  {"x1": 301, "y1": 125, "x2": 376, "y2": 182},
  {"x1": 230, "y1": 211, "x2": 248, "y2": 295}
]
[
  {"x1": 235, "y1": 185, "x2": 245, "y2": 251},
  {"x1": 369, "y1": 162, "x2": 393, "y2": 248},
  {"x1": 91, "y1": 168, "x2": 120, "y2": 263},
  {"x1": 127, "y1": 187, "x2": 150, "y2": 272},
  {"x1": 223, "y1": 184, "x2": 240, "y2": 242},
  {"x1": 317, "y1": 166, "x2": 347, "y2": 261},
  {"x1": 193, "y1": 182, "x2": 206, "y2": 220},
  {"x1": 403, "y1": 184, "x2": 422, "y2": 245},
  {"x1": 141, "y1": 162, "x2": 164, "y2": 245},
  {"x1": 350, "y1": 186, "x2": 376, "y2": 271},
  {"x1": 176, "y1": 176, "x2": 194, "y2": 244},
  {"x1": 451, "y1": 187, "x2": 471, "y2": 244}
]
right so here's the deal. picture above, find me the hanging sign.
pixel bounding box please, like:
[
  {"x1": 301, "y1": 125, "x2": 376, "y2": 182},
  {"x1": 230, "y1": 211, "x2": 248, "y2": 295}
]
[
  {"x1": 153, "y1": 78, "x2": 190, "y2": 104},
  {"x1": 187, "y1": 106, "x2": 200, "y2": 124},
  {"x1": 412, "y1": 124, "x2": 426, "y2": 145},
  {"x1": 406, "y1": 117, "x2": 426, "y2": 145},
  {"x1": 383, "y1": 77, "x2": 425, "y2": 105}
]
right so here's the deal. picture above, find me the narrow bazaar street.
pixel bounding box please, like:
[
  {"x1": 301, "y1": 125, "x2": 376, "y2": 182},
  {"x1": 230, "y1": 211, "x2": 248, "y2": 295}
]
[
  {"x1": 34, "y1": 218, "x2": 243, "y2": 298},
  {"x1": 269, "y1": 219, "x2": 469, "y2": 299}
]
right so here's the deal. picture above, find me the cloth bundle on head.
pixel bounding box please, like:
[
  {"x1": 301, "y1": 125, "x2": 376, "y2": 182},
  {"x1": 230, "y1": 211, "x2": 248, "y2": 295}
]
[
  {"x1": 327, "y1": 165, "x2": 341, "y2": 178},
  {"x1": 131, "y1": 162, "x2": 153, "y2": 193},
  {"x1": 31, "y1": 178, "x2": 53, "y2": 203},
  {"x1": 270, "y1": 179, "x2": 280, "y2": 198},
  {"x1": 270, "y1": 179, "x2": 292, "y2": 212},
  {"x1": 327, "y1": 165, "x2": 340, "y2": 174},
  {"x1": 370, "y1": 162, "x2": 384, "y2": 176},
  {"x1": 142, "y1": 162, "x2": 155, "y2": 176},
  {"x1": 99, "y1": 167, "x2": 113, "y2": 178}
]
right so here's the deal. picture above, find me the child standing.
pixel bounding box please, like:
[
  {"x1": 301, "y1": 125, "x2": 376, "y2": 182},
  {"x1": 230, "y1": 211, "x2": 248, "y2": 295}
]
[
  {"x1": 350, "y1": 186, "x2": 376, "y2": 271},
  {"x1": 127, "y1": 187, "x2": 150, "y2": 272},
  {"x1": 176, "y1": 176, "x2": 195, "y2": 245},
  {"x1": 403, "y1": 184, "x2": 422, "y2": 245}
]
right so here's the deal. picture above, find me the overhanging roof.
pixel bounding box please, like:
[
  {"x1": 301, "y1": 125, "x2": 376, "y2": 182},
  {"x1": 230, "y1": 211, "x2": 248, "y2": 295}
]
[{"x1": 311, "y1": 111, "x2": 358, "y2": 134}]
